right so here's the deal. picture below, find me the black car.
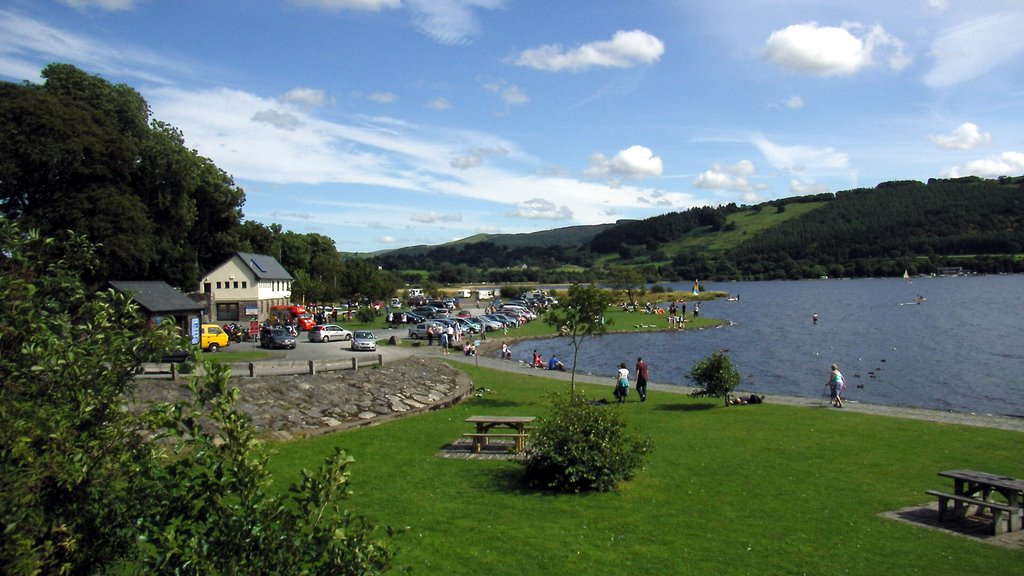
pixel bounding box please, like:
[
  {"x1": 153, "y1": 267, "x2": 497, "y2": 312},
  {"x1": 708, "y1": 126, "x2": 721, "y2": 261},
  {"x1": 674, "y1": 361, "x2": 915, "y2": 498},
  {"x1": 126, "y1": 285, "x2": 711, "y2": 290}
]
[{"x1": 260, "y1": 327, "x2": 297, "y2": 349}]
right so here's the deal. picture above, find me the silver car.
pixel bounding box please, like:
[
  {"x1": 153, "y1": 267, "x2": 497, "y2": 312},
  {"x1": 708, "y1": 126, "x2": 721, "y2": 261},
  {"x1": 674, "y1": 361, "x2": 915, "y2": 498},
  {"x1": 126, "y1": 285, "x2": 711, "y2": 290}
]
[
  {"x1": 307, "y1": 324, "x2": 353, "y2": 343},
  {"x1": 350, "y1": 331, "x2": 377, "y2": 351}
]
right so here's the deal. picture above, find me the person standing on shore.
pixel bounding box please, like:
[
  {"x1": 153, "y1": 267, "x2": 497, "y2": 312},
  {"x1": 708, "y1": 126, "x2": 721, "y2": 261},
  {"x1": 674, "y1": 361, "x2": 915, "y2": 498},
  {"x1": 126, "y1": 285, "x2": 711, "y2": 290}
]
[
  {"x1": 635, "y1": 357, "x2": 649, "y2": 402},
  {"x1": 614, "y1": 362, "x2": 630, "y2": 403},
  {"x1": 826, "y1": 363, "x2": 845, "y2": 408}
]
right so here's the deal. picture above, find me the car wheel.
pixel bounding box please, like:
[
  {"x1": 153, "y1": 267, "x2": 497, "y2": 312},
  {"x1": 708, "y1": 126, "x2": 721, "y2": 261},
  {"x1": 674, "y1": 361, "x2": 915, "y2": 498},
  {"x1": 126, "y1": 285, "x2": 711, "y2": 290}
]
[
  {"x1": 410, "y1": 333, "x2": 420, "y2": 340},
  {"x1": 208, "y1": 343, "x2": 219, "y2": 352},
  {"x1": 345, "y1": 334, "x2": 352, "y2": 341},
  {"x1": 322, "y1": 336, "x2": 330, "y2": 343}
]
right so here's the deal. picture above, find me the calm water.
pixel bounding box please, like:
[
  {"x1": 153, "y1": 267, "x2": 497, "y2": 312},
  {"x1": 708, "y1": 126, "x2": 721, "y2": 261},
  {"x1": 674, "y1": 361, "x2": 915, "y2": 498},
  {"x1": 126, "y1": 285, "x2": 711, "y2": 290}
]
[{"x1": 527, "y1": 276, "x2": 1024, "y2": 417}]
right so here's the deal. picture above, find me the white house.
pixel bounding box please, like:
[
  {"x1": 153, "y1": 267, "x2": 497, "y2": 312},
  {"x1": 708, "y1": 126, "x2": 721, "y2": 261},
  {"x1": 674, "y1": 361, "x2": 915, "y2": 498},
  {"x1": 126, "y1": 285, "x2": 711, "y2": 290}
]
[{"x1": 198, "y1": 252, "x2": 294, "y2": 323}]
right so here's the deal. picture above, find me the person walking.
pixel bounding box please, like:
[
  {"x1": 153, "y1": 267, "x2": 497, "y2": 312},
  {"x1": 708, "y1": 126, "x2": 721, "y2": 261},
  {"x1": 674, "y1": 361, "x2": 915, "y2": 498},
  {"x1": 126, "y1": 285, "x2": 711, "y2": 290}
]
[
  {"x1": 826, "y1": 363, "x2": 845, "y2": 408},
  {"x1": 635, "y1": 357, "x2": 649, "y2": 402},
  {"x1": 439, "y1": 327, "x2": 450, "y2": 355},
  {"x1": 614, "y1": 362, "x2": 630, "y2": 403}
]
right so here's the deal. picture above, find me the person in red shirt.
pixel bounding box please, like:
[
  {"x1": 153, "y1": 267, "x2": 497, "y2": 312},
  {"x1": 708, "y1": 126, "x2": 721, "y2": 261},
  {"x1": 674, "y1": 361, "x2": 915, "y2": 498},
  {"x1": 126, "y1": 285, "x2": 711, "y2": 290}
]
[{"x1": 635, "y1": 357, "x2": 649, "y2": 402}]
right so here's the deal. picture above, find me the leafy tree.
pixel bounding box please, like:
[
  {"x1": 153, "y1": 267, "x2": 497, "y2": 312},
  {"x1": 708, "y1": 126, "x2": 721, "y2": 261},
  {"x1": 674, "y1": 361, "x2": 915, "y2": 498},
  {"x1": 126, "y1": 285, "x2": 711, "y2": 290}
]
[
  {"x1": 606, "y1": 265, "x2": 646, "y2": 308},
  {"x1": 136, "y1": 363, "x2": 396, "y2": 575},
  {"x1": 0, "y1": 220, "x2": 395, "y2": 574},
  {"x1": 688, "y1": 351, "x2": 741, "y2": 407},
  {"x1": 0, "y1": 222, "x2": 171, "y2": 574},
  {"x1": 543, "y1": 284, "x2": 614, "y2": 393},
  {"x1": 521, "y1": 392, "x2": 652, "y2": 493}
]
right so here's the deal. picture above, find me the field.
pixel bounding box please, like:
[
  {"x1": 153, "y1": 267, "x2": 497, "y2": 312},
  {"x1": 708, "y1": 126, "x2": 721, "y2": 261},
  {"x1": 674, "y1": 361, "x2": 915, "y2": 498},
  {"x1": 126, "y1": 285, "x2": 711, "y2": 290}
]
[{"x1": 265, "y1": 363, "x2": 1023, "y2": 575}]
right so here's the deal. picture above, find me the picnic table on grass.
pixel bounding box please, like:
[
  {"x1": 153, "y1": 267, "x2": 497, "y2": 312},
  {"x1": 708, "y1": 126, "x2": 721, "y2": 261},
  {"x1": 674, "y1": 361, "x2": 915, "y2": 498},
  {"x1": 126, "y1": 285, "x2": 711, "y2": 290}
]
[
  {"x1": 464, "y1": 415, "x2": 535, "y2": 453},
  {"x1": 926, "y1": 469, "x2": 1024, "y2": 535}
]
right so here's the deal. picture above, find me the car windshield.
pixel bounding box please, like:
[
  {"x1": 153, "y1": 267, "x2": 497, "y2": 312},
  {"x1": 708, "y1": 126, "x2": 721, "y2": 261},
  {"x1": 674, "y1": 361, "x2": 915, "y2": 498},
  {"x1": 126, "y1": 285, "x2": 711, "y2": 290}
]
[{"x1": 354, "y1": 332, "x2": 373, "y2": 339}]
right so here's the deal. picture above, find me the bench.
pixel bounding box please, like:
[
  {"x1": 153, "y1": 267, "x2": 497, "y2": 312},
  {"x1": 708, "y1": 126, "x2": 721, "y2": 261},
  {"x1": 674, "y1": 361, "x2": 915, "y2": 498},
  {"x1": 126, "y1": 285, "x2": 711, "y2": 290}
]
[
  {"x1": 462, "y1": 432, "x2": 529, "y2": 453},
  {"x1": 926, "y1": 489, "x2": 1023, "y2": 534}
]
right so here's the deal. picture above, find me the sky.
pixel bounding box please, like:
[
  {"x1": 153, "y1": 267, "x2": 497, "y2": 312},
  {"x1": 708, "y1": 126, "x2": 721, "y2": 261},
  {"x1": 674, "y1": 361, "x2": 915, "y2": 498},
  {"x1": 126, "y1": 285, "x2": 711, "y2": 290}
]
[{"x1": 2, "y1": 0, "x2": 1023, "y2": 253}]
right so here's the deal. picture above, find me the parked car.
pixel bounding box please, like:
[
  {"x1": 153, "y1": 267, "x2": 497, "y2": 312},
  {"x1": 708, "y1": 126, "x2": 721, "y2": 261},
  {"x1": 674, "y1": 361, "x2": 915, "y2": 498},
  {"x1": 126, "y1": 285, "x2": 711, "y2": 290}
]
[
  {"x1": 350, "y1": 331, "x2": 377, "y2": 351},
  {"x1": 408, "y1": 322, "x2": 443, "y2": 340},
  {"x1": 455, "y1": 310, "x2": 472, "y2": 318},
  {"x1": 453, "y1": 317, "x2": 481, "y2": 334},
  {"x1": 412, "y1": 305, "x2": 447, "y2": 319},
  {"x1": 307, "y1": 324, "x2": 353, "y2": 343},
  {"x1": 407, "y1": 295, "x2": 428, "y2": 307},
  {"x1": 200, "y1": 323, "x2": 230, "y2": 352},
  {"x1": 487, "y1": 313, "x2": 519, "y2": 328},
  {"x1": 260, "y1": 327, "x2": 297, "y2": 349},
  {"x1": 473, "y1": 315, "x2": 503, "y2": 332}
]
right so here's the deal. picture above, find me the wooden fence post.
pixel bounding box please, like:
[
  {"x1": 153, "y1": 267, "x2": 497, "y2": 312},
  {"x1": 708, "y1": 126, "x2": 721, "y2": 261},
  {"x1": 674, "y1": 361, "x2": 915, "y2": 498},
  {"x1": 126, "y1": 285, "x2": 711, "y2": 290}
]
[
  {"x1": 308, "y1": 360, "x2": 316, "y2": 375},
  {"x1": 377, "y1": 353, "x2": 383, "y2": 367},
  {"x1": 248, "y1": 362, "x2": 256, "y2": 377},
  {"x1": 351, "y1": 357, "x2": 358, "y2": 372}
]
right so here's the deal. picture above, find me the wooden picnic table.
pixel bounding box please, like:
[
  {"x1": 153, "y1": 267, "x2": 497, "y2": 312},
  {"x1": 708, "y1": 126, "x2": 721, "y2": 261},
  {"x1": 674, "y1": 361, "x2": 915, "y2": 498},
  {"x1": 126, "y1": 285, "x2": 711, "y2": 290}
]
[
  {"x1": 464, "y1": 415, "x2": 535, "y2": 453},
  {"x1": 927, "y1": 469, "x2": 1024, "y2": 534}
]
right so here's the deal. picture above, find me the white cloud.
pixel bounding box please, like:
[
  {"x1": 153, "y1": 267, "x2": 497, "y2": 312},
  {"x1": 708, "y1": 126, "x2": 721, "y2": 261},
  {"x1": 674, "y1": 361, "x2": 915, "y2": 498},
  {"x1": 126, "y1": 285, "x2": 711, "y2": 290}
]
[
  {"x1": 941, "y1": 151, "x2": 1024, "y2": 178},
  {"x1": 58, "y1": 0, "x2": 136, "y2": 11},
  {"x1": 280, "y1": 87, "x2": 325, "y2": 108},
  {"x1": 482, "y1": 80, "x2": 529, "y2": 105},
  {"x1": 790, "y1": 179, "x2": 830, "y2": 194},
  {"x1": 252, "y1": 109, "x2": 303, "y2": 130},
  {"x1": 514, "y1": 29, "x2": 664, "y2": 72},
  {"x1": 693, "y1": 160, "x2": 757, "y2": 191},
  {"x1": 426, "y1": 98, "x2": 450, "y2": 110},
  {"x1": 924, "y1": 10, "x2": 1024, "y2": 88},
  {"x1": 584, "y1": 145, "x2": 663, "y2": 181},
  {"x1": 410, "y1": 212, "x2": 463, "y2": 223},
  {"x1": 366, "y1": 91, "x2": 397, "y2": 104},
  {"x1": 0, "y1": 10, "x2": 184, "y2": 85},
  {"x1": 405, "y1": 0, "x2": 506, "y2": 46},
  {"x1": 450, "y1": 154, "x2": 482, "y2": 169},
  {"x1": 930, "y1": 122, "x2": 991, "y2": 150},
  {"x1": 764, "y1": 22, "x2": 909, "y2": 76},
  {"x1": 784, "y1": 95, "x2": 804, "y2": 109},
  {"x1": 290, "y1": 0, "x2": 401, "y2": 11},
  {"x1": 379, "y1": 235, "x2": 397, "y2": 243},
  {"x1": 509, "y1": 198, "x2": 573, "y2": 220},
  {"x1": 752, "y1": 135, "x2": 849, "y2": 173}
]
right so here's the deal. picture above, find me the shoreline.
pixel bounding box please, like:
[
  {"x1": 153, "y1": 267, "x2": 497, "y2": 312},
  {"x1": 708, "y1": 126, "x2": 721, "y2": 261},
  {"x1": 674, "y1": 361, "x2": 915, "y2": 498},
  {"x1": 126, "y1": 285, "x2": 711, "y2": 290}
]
[{"x1": 444, "y1": 345, "x2": 1024, "y2": 433}]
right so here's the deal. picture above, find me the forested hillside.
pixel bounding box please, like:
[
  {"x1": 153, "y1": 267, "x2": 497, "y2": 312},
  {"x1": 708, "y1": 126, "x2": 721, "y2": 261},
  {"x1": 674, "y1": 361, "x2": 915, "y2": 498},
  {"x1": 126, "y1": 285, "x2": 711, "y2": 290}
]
[{"x1": 372, "y1": 178, "x2": 1024, "y2": 282}]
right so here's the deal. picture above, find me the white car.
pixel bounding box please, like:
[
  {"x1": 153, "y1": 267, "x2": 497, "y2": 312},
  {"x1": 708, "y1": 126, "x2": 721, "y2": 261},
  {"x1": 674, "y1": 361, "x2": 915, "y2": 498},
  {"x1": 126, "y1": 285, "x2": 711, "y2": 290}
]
[
  {"x1": 350, "y1": 331, "x2": 377, "y2": 351},
  {"x1": 307, "y1": 324, "x2": 353, "y2": 342}
]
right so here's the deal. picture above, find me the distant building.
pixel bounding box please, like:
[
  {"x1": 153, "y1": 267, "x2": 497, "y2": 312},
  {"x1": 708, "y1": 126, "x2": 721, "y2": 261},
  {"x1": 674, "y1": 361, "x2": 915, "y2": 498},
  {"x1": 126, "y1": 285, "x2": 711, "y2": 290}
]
[
  {"x1": 198, "y1": 252, "x2": 294, "y2": 324},
  {"x1": 110, "y1": 280, "x2": 204, "y2": 345}
]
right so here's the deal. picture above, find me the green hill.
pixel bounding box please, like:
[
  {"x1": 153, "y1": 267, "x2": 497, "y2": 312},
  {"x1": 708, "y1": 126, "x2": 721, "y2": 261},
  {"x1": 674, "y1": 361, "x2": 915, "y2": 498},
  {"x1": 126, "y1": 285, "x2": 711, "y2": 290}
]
[{"x1": 372, "y1": 177, "x2": 1024, "y2": 282}]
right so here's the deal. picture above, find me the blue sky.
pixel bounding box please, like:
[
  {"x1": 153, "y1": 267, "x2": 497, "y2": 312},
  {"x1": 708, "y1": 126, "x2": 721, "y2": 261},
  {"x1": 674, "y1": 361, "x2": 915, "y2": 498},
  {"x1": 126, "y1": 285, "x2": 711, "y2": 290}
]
[{"x1": 2, "y1": 1, "x2": 1023, "y2": 253}]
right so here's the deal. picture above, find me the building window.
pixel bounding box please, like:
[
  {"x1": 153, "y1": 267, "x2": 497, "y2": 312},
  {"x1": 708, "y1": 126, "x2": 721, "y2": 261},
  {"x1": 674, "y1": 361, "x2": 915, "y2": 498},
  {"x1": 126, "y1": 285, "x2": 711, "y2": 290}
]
[
  {"x1": 242, "y1": 281, "x2": 247, "y2": 289},
  {"x1": 233, "y1": 281, "x2": 239, "y2": 289},
  {"x1": 216, "y1": 281, "x2": 222, "y2": 289},
  {"x1": 216, "y1": 302, "x2": 240, "y2": 321}
]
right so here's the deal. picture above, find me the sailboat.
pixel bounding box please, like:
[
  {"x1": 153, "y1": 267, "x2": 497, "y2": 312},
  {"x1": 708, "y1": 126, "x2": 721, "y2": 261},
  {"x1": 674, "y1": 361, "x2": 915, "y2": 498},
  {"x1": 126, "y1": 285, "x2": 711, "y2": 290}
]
[{"x1": 903, "y1": 269, "x2": 911, "y2": 282}]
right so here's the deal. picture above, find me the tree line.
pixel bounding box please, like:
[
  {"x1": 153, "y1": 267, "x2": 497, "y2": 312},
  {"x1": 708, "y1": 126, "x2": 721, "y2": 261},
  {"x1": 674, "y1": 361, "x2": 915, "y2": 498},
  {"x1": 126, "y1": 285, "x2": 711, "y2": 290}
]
[{"x1": 0, "y1": 63, "x2": 397, "y2": 302}]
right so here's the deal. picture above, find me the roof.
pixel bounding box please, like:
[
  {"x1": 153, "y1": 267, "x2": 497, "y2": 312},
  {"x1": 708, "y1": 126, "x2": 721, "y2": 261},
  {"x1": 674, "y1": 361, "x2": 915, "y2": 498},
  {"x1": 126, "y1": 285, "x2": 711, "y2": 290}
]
[
  {"x1": 235, "y1": 252, "x2": 293, "y2": 281},
  {"x1": 109, "y1": 281, "x2": 203, "y2": 314}
]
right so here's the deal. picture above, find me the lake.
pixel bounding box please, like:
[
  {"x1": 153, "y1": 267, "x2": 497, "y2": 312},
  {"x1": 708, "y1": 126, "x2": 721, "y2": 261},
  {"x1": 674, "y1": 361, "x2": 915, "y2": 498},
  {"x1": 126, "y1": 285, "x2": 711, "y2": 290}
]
[{"x1": 526, "y1": 275, "x2": 1024, "y2": 417}]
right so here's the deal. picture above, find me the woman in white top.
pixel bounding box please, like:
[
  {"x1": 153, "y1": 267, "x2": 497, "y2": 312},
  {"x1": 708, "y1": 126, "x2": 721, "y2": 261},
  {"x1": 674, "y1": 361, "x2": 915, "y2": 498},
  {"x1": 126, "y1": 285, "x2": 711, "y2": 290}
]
[{"x1": 614, "y1": 362, "x2": 629, "y2": 403}]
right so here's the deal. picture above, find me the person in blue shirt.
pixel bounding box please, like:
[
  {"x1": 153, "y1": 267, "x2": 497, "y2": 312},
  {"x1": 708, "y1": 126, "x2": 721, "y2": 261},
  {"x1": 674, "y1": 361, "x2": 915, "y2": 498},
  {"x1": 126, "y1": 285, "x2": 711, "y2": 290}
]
[{"x1": 547, "y1": 355, "x2": 565, "y2": 371}]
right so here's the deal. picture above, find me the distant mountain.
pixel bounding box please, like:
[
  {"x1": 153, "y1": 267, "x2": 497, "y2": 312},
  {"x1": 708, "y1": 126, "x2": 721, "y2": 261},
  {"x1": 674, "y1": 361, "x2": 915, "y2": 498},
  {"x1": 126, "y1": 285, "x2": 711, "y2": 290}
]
[
  {"x1": 371, "y1": 176, "x2": 1024, "y2": 282},
  {"x1": 374, "y1": 222, "x2": 616, "y2": 257}
]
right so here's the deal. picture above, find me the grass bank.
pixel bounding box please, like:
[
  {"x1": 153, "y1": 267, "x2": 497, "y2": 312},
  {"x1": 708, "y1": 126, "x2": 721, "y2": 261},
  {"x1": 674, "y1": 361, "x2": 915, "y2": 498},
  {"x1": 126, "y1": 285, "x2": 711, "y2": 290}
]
[{"x1": 265, "y1": 364, "x2": 1022, "y2": 575}]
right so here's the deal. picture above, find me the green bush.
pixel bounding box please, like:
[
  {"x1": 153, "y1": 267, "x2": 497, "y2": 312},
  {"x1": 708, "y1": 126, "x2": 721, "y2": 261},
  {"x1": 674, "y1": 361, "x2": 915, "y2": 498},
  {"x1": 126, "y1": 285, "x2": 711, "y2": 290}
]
[
  {"x1": 355, "y1": 306, "x2": 377, "y2": 323},
  {"x1": 521, "y1": 392, "x2": 652, "y2": 493},
  {"x1": 689, "y1": 350, "x2": 740, "y2": 406}
]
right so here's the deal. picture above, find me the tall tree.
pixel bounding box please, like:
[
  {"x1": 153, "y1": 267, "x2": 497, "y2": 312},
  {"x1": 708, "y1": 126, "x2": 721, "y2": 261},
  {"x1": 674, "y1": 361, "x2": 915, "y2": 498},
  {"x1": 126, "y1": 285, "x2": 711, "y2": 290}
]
[{"x1": 543, "y1": 284, "x2": 615, "y2": 393}]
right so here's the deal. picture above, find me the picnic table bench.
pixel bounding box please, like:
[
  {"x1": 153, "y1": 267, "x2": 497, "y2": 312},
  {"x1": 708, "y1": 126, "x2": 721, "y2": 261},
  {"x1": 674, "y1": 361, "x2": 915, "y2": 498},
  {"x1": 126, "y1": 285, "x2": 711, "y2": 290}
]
[
  {"x1": 464, "y1": 415, "x2": 535, "y2": 453},
  {"x1": 927, "y1": 469, "x2": 1024, "y2": 535}
]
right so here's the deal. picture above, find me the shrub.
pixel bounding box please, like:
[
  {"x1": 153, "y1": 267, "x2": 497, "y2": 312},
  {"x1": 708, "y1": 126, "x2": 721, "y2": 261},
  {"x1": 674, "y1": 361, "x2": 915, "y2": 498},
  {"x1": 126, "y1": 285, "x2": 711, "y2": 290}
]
[
  {"x1": 355, "y1": 306, "x2": 377, "y2": 323},
  {"x1": 521, "y1": 392, "x2": 652, "y2": 493},
  {"x1": 689, "y1": 351, "x2": 741, "y2": 406}
]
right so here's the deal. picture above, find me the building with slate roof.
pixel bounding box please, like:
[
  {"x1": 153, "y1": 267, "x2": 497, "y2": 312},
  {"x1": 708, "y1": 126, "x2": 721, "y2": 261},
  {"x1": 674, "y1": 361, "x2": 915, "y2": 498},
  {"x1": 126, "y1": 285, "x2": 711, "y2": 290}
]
[
  {"x1": 198, "y1": 252, "x2": 294, "y2": 324},
  {"x1": 109, "y1": 280, "x2": 204, "y2": 344}
]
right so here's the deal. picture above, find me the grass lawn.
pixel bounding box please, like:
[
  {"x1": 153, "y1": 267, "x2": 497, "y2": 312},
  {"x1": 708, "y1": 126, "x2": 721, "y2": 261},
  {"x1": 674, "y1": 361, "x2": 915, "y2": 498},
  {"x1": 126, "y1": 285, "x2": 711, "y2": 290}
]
[{"x1": 265, "y1": 364, "x2": 1022, "y2": 575}]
